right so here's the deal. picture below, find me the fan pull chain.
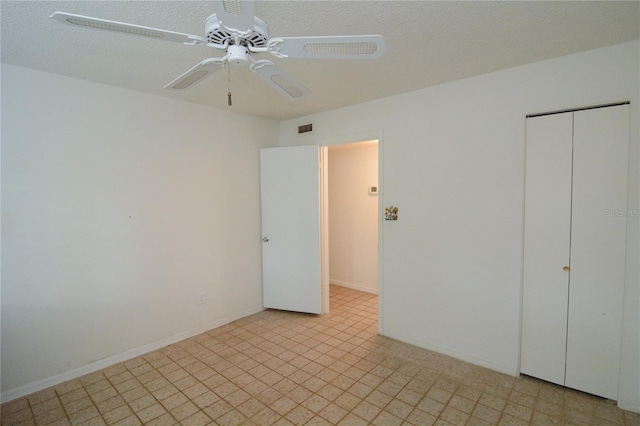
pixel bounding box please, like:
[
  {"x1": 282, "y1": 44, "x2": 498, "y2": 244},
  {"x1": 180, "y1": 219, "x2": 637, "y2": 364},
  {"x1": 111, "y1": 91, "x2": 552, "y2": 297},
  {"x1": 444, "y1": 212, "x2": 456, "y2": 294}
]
[{"x1": 227, "y1": 64, "x2": 232, "y2": 106}]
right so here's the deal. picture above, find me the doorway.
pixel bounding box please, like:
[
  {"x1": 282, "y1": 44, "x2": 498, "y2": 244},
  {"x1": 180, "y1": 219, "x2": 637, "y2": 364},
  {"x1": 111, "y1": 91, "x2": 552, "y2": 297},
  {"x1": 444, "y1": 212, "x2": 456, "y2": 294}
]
[
  {"x1": 327, "y1": 140, "x2": 379, "y2": 307},
  {"x1": 259, "y1": 140, "x2": 381, "y2": 318}
]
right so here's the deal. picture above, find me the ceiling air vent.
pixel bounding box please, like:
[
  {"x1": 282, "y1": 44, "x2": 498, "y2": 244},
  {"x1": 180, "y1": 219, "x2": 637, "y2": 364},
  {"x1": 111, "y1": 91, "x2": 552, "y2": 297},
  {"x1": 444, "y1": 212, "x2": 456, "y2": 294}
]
[{"x1": 297, "y1": 123, "x2": 314, "y2": 135}]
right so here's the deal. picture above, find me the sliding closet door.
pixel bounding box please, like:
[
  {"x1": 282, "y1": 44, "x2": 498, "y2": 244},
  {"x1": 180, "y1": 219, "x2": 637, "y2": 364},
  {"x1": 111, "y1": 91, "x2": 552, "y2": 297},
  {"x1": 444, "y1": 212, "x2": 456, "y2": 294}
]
[
  {"x1": 565, "y1": 104, "x2": 629, "y2": 400},
  {"x1": 521, "y1": 112, "x2": 573, "y2": 385}
]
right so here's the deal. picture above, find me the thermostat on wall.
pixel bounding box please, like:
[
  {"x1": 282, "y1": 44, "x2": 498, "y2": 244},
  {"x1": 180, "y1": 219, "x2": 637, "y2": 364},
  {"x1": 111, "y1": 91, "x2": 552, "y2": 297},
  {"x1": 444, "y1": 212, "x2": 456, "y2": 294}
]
[{"x1": 369, "y1": 186, "x2": 378, "y2": 194}]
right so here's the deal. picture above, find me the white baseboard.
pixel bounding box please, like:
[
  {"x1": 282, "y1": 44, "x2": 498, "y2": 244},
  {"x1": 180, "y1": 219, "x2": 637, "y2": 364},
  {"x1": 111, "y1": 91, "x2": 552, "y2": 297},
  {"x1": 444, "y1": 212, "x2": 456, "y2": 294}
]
[
  {"x1": 617, "y1": 398, "x2": 640, "y2": 414},
  {"x1": 1, "y1": 305, "x2": 264, "y2": 403},
  {"x1": 330, "y1": 279, "x2": 378, "y2": 295},
  {"x1": 381, "y1": 329, "x2": 518, "y2": 377}
]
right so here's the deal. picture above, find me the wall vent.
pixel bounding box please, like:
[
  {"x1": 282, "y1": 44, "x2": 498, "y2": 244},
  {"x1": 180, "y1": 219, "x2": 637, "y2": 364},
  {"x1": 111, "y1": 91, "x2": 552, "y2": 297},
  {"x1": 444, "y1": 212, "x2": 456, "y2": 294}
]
[{"x1": 297, "y1": 123, "x2": 314, "y2": 135}]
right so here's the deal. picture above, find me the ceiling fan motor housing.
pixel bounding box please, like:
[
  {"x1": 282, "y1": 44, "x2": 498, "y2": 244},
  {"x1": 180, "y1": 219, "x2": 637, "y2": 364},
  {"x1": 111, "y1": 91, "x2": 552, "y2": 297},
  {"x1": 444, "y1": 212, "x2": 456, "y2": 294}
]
[{"x1": 204, "y1": 13, "x2": 270, "y2": 50}]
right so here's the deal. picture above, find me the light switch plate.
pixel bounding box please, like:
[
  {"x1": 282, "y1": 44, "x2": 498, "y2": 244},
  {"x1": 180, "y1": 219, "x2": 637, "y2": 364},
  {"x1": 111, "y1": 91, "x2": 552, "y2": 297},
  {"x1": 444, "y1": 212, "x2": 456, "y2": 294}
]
[{"x1": 385, "y1": 206, "x2": 398, "y2": 220}]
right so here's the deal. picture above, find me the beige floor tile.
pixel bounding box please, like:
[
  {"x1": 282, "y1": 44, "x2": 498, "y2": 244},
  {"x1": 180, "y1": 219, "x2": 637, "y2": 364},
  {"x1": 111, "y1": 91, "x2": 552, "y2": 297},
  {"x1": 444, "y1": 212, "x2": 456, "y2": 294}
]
[
  {"x1": 236, "y1": 398, "x2": 266, "y2": 418},
  {"x1": 624, "y1": 411, "x2": 640, "y2": 425},
  {"x1": 427, "y1": 387, "x2": 454, "y2": 405},
  {"x1": 136, "y1": 403, "x2": 168, "y2": 424},
  {"x1": 283, "y1": 405, "x2": 314, "y2": 425},
  {"x1": 305, "y1": 416, "x2": 332, "y2": 426},
  {"x1": 85, "y1": 380, "x2": 113, "y2": 397},
  {"x1": 33, "y1": 406, "x2": 67, "y2": 425},
  {"x1": 114, "y1": 379, "x2": 142, "y2": 395},
  {"x1": 336, "y1": 412, "x2": 368, "y2": 425},
  {"x1": 503, "y1": 400, "x2": 533, "y2": 422},
  {"x1": 270, "y1": 396, "x2": 297, "y2": 417},
  {"x1": 332, "y1": 392, "x2": 361, "y2": 412},
  {"x1": 317, "y1": 403, "x2": 348, "y2": 424},
  {"x1": 351, "y1": 400, "x2": 381, "y2": 422},
  {"x1": 364, "y1": 389, "x2": 392, "y2": 409},
  {"x1": 439, "y1": 405, "x2": 470, "y2": 425},
  {"x1": 2, "y1": 408, "x2": 34, "y2": 425},
  {"x1": 68, "y1": 405, "x2": 101, "y2": 424},
  {"x1": 531, "y1": 408, "x2": 563, "y2": 425},
  {"x1": 27, "y1": 389, "x2": 57, "y2": 405},
  {"x1": 63, "y1": 396, "x2": 95, "y2": 415},
  {"x1": 406, "y1": 408, "x2": 437, "y2": 425},
  {"x1": 301, "y1": 395, "x2": 330, "y2": 414},
  {"x1": 371, "y1": 410, "x2": 403, "y2": 426},
  {"x1": 59, "y1": 388, "x2": 89, "y2": 406},
  {"x1": 478, "y1": 392, "x2": 507, "y2": 412},
  {"x1": 376, "y1": 379, "x2": 403, "y2": 397},
  {"x1": 498, "y1": 413, "x2": 530, "y2": 426},
  {"x1": 251, "y1": 407, "x2": 281, "y2": 426},
  {"x1": 111, "y1": 415, "x2": 142, "y2": 426},
  {"x1": 182, "y1": 410, "x2": 213, "y2": 426},
  {"x1": 447, "y1": 394, "x2": 476, "y2": 414},
  {"x1": 202, "y1": 399, "x2": 233, "y2": 420},
  {"x1": 508, "y1": 390, "x2": 536, "y2": 409},
  {"x1": 272, "y1": 379, "x2": 297, "y2": 395},
  {"x1": 472, "y1": 403, "x2": 502, "y2": 424},
  {"x1": 102, "y1": 404, "x2": 134, "y2": 424},
  {"x1": 31, "y1": 396, "x2": 62, "y2": 417},
  {"x1": 465, "y1": 416, "x2": 494, "y2": 426},
  {"x1": 96, "y1": 396, "x2": 127, "y2": 415},
  {"x1": 55, "y1": 380, "x2": 84, "y2": 397},
  {"x1": 169, "y1": 401, "x2": 199, "y2": 422},
  {"x1": 387, "y1": 399, "x2": 414, "y2": 420}
]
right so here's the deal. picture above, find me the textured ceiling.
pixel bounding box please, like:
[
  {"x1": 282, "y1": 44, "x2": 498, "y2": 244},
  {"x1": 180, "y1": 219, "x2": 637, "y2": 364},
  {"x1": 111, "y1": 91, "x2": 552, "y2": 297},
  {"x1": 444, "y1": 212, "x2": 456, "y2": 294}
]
[{"x1": 2, "y1": 1, "x2": 639, "y2": 121}]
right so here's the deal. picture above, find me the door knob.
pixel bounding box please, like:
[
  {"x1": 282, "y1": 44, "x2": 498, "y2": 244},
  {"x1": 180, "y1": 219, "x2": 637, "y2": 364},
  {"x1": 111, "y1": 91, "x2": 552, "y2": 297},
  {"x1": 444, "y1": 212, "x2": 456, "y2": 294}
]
[
  {"x1": 563, "y1": 266, "x2": 570, "y2": 272},
  {"x1": 262, "y1": 237, "x2": 270, "y2": 242}
]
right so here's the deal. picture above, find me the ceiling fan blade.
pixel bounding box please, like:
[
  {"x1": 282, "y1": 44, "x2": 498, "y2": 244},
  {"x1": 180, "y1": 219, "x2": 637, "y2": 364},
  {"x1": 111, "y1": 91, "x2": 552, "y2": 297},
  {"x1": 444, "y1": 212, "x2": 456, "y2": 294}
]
[
  {"x1": 50, "y1": 12, "x2": 207, "y2": 45},
  {"x1": 267, "y1": 35, "x2": 386, "y2": 60},
  {"x1": 164, "y1": 58, "x2": 226, "y2": 90},
  {"x1": 211, "y1": 0, "x2": 255, "y2": 34},
  {"x1": 251, "y1": 61, "x2": 309, "y2": 101}
]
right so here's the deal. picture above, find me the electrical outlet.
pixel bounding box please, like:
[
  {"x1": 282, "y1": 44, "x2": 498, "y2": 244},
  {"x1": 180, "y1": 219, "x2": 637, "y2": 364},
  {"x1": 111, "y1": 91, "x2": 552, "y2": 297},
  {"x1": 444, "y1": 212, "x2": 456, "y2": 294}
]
[{"x1": 197, "y1": 293, "x2": 206, "y2": 305}]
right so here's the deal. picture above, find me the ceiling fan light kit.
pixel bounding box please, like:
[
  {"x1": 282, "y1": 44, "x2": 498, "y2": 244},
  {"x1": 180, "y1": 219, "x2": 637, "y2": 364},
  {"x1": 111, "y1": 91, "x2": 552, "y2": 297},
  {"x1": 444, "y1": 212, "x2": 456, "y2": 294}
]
[
  {"x1": 50, "y1": 0, "x2": 385, "y2": 104},
  {"x1": 227, "y1": 45, "x2": 250, "y2": 66}
]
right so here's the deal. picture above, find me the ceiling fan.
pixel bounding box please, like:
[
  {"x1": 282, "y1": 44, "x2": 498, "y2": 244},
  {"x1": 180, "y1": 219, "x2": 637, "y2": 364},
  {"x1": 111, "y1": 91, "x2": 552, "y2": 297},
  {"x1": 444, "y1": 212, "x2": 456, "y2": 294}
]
[{"x1": 50, "y1": 0, "x2": 386, "y2": 102}]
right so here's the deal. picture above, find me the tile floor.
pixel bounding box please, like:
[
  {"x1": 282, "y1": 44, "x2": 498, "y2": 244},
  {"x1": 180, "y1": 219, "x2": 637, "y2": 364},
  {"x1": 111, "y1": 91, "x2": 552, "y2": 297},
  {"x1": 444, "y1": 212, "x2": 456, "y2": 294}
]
[{"x1": 2, "y1": 285, "x2": 638, "y2": 426}]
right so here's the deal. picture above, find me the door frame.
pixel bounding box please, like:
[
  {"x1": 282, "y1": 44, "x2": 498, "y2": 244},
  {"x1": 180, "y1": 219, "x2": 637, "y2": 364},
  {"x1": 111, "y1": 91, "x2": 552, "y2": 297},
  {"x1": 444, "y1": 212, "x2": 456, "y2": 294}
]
[
  {"x1": 319, "y1": 146, "x2": 329, "y2": 314},
  {"x1": 320, "y1": 130, "x2": 384, "y2": 333}
]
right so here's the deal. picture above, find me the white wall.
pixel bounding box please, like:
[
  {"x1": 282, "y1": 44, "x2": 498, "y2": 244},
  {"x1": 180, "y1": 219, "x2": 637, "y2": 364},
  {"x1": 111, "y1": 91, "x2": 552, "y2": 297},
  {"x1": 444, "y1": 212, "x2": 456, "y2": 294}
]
[
  {"x1": 280, "y1": 41, "x2": 640, "y2": 412},
  {"x1": 1, "y1": 65, "x2": 279, "y2": 401},
  {"x1": 328, "y1": 142, "x2": 378, "y2": 294}
]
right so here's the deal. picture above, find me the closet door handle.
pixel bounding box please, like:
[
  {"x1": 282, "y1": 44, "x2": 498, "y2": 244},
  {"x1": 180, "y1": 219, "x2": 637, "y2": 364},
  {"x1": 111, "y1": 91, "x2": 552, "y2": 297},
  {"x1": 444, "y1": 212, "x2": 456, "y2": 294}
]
[{"x1": 563, "y1": 266, "x2": 570, "y2": 272}]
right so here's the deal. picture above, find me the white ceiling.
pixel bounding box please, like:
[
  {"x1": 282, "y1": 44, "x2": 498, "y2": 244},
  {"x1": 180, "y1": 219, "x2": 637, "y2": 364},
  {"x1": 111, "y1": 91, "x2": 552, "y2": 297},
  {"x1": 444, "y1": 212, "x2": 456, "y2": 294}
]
[{"x1": 2, "y1": 1, "x2": 638, "y2": 121}]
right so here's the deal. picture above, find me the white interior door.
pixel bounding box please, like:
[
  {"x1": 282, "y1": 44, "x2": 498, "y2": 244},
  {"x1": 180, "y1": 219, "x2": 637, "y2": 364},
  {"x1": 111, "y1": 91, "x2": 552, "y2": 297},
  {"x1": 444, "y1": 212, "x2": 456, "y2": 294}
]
[
  {"x1": 521, "y1": 112, "x2": 574, "y2": 385},
  {"x1": 565, "y1": 105, "x2": 629, "y2": 400},
  {"x1": 260, "y1": 146, "x2": 325, "y2": 314}
]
